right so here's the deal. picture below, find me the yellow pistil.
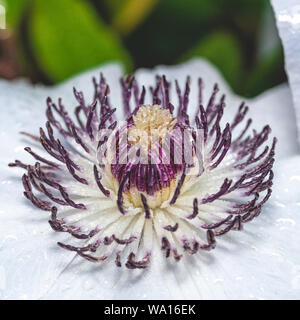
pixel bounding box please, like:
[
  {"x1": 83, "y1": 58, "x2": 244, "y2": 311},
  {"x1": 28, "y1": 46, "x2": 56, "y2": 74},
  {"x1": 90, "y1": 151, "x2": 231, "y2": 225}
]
[{"x1": 128, "y1": 105, "x2": 177, "y2": 155}]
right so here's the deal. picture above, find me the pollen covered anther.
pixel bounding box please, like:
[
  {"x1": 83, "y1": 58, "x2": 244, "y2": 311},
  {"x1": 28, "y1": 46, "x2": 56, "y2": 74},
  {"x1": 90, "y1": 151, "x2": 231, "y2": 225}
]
[{"x1": 9, "y1": 72, "x2": 276, "y2": 269}]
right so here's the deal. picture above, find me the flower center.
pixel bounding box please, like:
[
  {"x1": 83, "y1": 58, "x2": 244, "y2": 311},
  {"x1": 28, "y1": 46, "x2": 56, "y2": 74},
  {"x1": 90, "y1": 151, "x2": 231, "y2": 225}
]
[
  {"x1": 128, "y1": 104, "x2": 177, "y2": 155},
  {"x1": 108, "y1": 105, "x2": 193, "y2": 210}
]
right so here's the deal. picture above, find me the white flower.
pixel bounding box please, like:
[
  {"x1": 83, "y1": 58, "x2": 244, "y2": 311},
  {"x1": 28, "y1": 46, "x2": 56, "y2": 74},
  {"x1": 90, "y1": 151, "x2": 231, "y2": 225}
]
[
  {"x1": 272, "y1": 0, "x2": 300, "y2": 143},
  {"x1": 1, "y1": 59, "x2": 300, "y2": 299}
]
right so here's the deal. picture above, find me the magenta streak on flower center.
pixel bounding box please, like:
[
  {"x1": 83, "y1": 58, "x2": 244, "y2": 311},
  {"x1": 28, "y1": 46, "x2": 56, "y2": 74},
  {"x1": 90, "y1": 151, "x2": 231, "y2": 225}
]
[{"x1": 9, "y1": 72, "x2": 276, "y2": 269}]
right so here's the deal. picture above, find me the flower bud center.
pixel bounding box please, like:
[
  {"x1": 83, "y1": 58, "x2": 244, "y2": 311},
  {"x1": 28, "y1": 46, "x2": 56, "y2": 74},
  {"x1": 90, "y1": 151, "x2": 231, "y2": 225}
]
[
  {"x1": 108, "y1": 105, "x2": 195, "y2": 210},
  {"x1": 128, "y1": 105, "x2": 177, "y2": 155}
]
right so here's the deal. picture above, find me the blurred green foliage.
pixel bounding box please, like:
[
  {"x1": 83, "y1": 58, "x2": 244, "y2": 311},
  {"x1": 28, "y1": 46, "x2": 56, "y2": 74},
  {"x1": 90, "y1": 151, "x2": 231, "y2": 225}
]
[
  {"x1": 182, "y1": 31, "x2": 243, "y2": 90},
  {"x1": 29, "y1": 0, "x2": 132, "y2": 81},
  {"x1": 5, "y1": 0, "x2": 28, "y2": 28},
  {"x1": 112, "y1": 0, "x2": 158, "y2": 35},
  {"x1": 3, "y1": 0, "x2": 286, "y2": 97}
]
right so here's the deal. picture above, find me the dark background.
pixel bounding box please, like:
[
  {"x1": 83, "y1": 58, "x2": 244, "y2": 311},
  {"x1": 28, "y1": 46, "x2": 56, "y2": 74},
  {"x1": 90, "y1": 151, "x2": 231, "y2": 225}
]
[{"x1": 1, "y1": 0, "x2": 286, "y2": 97}]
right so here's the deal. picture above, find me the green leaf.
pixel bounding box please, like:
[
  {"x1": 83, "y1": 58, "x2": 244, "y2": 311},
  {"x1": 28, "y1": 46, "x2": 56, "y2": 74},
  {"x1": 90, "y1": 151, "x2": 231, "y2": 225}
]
[
  {"x1": 104, "y1": 0, "x2": 124, "y2": 16},
  {"x1": 182, "y1": 31, "x2": 244, "y2": 91},
  {"x1": 242, "y1": 46, "x2": 286, "y2": 97},
  {"x1": 29, "y1": 0, "x2": 132, "y2": 82},
  {"x1": 112, "y1": 0, "x2": 158, "y2": 35},
  {"x1": 125, "y1": 0, "x2": 221, "y2": 69},
  {"x1": 5, "y1": 0, "x2": 29, "y2": 29},
  {"x1": 160, "y1": 0, "x2": 219, "y2": 24}
]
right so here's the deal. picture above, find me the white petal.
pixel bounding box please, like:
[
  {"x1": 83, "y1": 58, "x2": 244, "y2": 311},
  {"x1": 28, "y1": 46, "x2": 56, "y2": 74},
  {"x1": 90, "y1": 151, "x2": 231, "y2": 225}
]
[
  {"x1": 246, "y1": 84, "x2": 299, "y2": 158},
  {"x1": 271, "y1": 0, "x2": 300, "y2": 144},
  {"x1": 39, "y1": 156, "x2": 300, "y2": 300},
  {"x1": 0, "y1": 165, "x2": 76, "y2": 299},
  {"x1": 1, "y1": 59, "x2": 299, "y2": 300},
  {"x1": 41, "y1": 155, "x2": 300, "y2": 300},
  {"x1": 0, "y1": 63, "x2": 123, "y2": 299}
]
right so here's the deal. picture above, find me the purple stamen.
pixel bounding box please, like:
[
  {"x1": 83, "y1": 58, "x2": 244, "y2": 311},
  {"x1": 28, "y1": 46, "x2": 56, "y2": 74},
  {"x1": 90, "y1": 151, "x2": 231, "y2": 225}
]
[
  {"x1": 117, "y1": 172, "x2": 130, "y2": 215},
  {"x1": 125, "y1": 252, "x2": 151, "y2": 269},
  {"x1": 141, "y1": 193, "x2": 151, "y2": 219},
  {"x1": 170, "y1": 165, "x2": 187, "y2": 205},
  {"x1": 93, "y1": 165, "x2": 110, "y2": 197},
  {"x1": 163, "y1": 223, "x2": 179, "y2": 232},
  {"x1": 58, "y1": 186, "x2": 86, "y2": 210},
  {"x1": 187, "y1": 198, "x2": 199, "y2": 219}
]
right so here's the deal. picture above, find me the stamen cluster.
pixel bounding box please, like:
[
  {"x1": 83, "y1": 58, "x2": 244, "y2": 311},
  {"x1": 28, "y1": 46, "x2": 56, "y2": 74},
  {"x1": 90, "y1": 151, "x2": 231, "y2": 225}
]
[{"x1": 9, "y1": 73, "x2": 275, "y2": 268}]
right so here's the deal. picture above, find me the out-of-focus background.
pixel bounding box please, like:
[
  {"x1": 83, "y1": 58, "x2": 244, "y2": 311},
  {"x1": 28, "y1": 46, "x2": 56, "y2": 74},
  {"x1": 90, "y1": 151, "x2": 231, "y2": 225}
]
[{"x1": 1, "y1": 0, "x2": 286, "y2": 97}]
